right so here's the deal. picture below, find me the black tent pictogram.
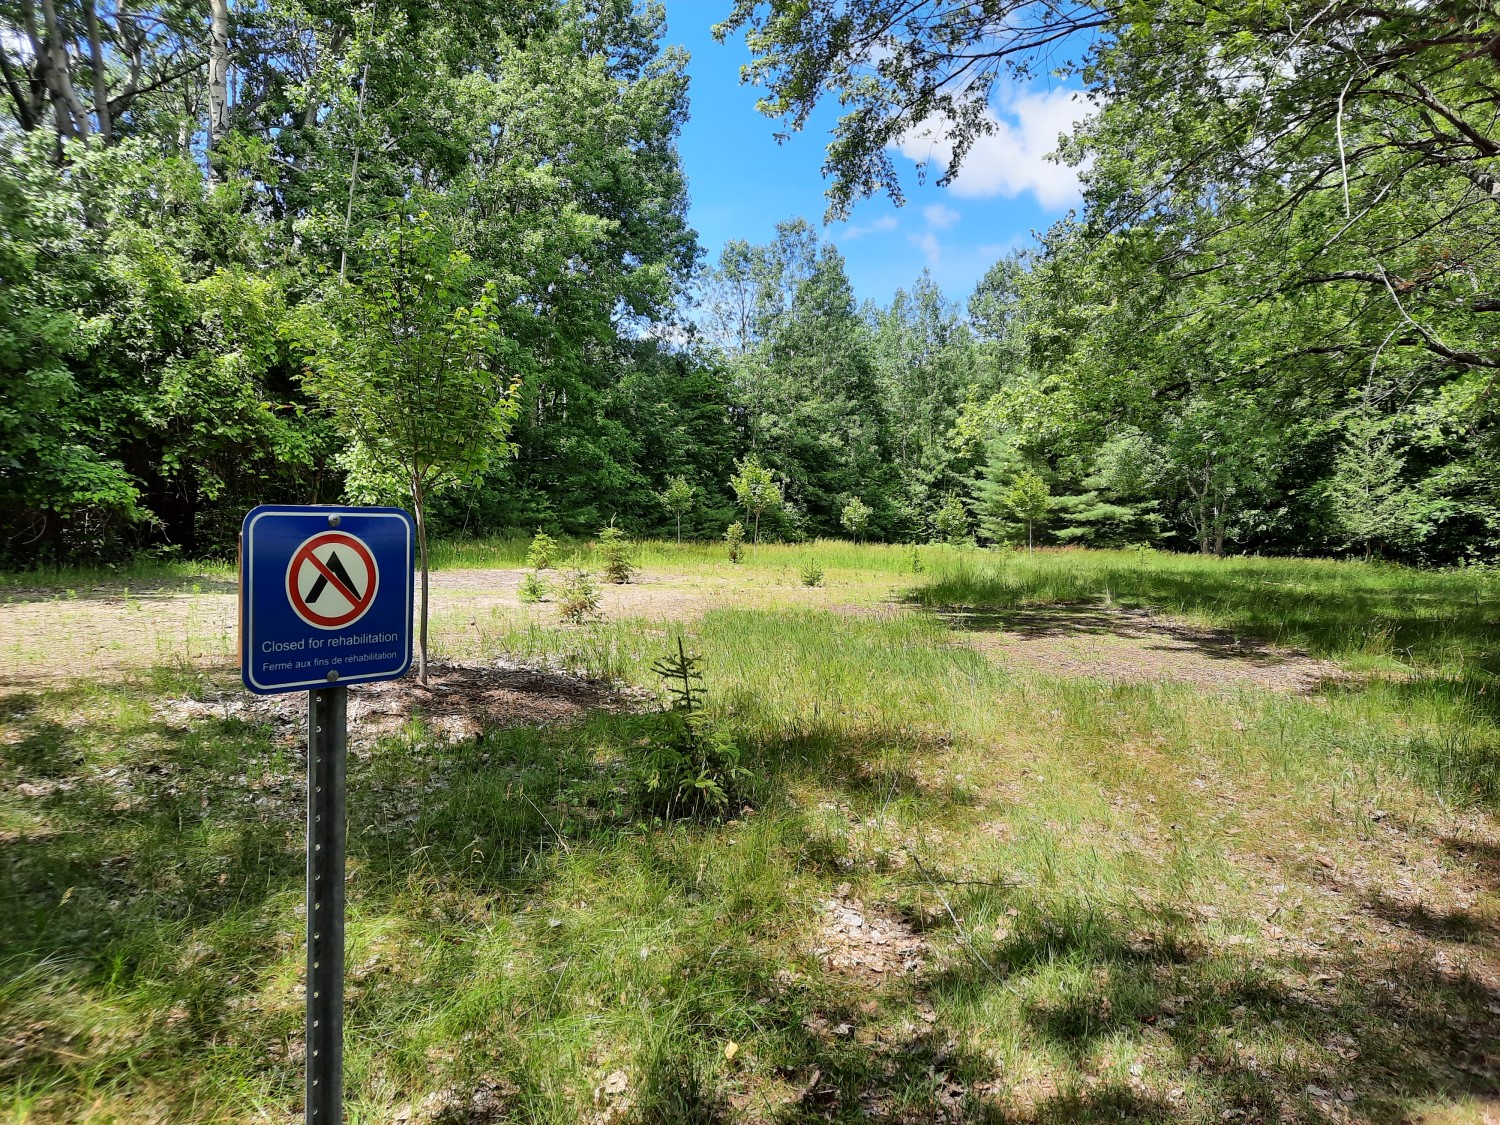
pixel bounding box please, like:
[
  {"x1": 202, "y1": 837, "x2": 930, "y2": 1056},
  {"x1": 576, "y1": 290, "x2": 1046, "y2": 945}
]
[{"x1": 304, "y1": 549, "x2": 362, "y2": 606}]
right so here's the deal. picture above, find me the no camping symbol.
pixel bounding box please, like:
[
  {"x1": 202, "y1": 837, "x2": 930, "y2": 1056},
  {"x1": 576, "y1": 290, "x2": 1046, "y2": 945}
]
[{"x1": 286, "y1": 530, "x2": 378, "y2": 629}]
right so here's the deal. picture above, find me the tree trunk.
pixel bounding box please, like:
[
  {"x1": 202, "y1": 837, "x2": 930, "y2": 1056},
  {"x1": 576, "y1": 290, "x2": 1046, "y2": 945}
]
[
  {"x1": 339, "y1": 3, "x2": 377, "y2": 280},
  {"x1": 413, "y1": 473, "x2": 430, "y2": 687},
  {"x1": 1027, "y1": 521, "x2": 1033, "y2": 554},
  {"x1": 676, "y1": 513, "x2": 682, "y2": 544},
  {"x1": 206, "y1": 0, "x2": 231, "y2": 158},
  {"x1": 82, "y1": 0, "x2": 110, "y2": 139},
  {"x1": 752, "y1": 509, "x2": 760, "y2": 545},
  {"x1": 30, "y1": 0, "x2": 90, "y2": 142},
  {"x1": 0, "y1": 47, "x2": 38, "y2": 132}
]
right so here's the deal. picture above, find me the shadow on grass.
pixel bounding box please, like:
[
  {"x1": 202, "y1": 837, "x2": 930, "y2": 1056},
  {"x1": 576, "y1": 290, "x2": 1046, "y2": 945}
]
[
  {"x1": 0, "y1": 695, "x2": 307, "y2": 1112},
  {"x1": 911, "y1": 561, "x2": 1500, "y2": 675},
  {"x1": 912, "y1": 884, "x2": 1500, "y2": 1124},
  {"x1": 936, "y1": 604, "x2": 1330, "y2": 674}
]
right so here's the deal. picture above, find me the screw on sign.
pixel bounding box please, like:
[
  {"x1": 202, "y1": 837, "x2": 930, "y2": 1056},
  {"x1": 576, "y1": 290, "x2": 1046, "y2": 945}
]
[{"x1": 288, "y1": 531, "x2": 379, "y2": 628}]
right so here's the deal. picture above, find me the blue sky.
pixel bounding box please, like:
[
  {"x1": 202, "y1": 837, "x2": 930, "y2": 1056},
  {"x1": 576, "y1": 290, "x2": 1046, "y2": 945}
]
[{"x1": 666, "y1": 5, "x2": 1092, "y2": 308}]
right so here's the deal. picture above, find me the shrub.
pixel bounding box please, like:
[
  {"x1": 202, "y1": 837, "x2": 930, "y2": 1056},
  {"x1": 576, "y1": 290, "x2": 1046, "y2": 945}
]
[
  {"x1": 518, "y1": 571, "x2": 548, "y2": 603},
  {"x1": 633, "y1": 640, "x2": 751, "y2": 819},
  {"x1": 724, "y1": 521, "x2": 745, "y2": 564},
  {"x1": 597, "y1": 522, "x2": 634, "y2": 584},
  {"x1": 799, "y1": 562, "x2": 824, "y2": 587},
  {"x1": 909, "y1": 543, "x2": 923, "y2": 573},
  {"x1": 557, "y1": 567, "x2": 600, "y2": 624},
  {"x1": 526, "y1": 530, "x2": 559, "y2": 570}
]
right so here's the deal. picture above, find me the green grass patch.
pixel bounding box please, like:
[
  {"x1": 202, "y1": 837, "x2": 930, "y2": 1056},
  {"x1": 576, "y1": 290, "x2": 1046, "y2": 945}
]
[{"x1": 910, "y1": 548, "x2": 1500, "y2": 675}]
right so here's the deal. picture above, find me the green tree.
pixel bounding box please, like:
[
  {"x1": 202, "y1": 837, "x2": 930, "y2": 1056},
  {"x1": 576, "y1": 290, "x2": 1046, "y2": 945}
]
[
  {"x1": 597, "y1": 521, "x2": 635, "y2": 584},
  {"x1": 660, "y1": 476, "x2": 695, "y2": 544},
  {"x1": 730, "y1": 457, "x2": 781, "y2": 545},
  {"x1": 869, "y1": 271, "x2": 982, "y2": 533},
  {"x1": 527, "y1": 530, "x2": 559, "y2": 571},
  {"x1": 302, "y1": 211, "x2": 521, "y2": 684},
  {"x1": 1005, "y1": 471, "x2": 1052, "y2": 554},
  {"x1": 1160, "y1": 400, "x2": 1277, "y2": 557},
  {"x1": 0, "y1": 142, "x2": 140, "y2": 555},
  {"x1": 974, "y1": 439, "x2": 1025, "y2": 546},
  {"x1": 1326, "y1": 414, "x2": 1435, "y2": 561},
  {"x1": 724, "y1": 520, "x2": 746, "y2": 563},
  {"x1": 840, "y1": 496, "x2": 872, "y2": 543}
]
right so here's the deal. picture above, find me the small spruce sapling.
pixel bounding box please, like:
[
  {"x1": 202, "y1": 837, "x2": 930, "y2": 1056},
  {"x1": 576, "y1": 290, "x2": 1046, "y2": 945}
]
[
  {"x1": 799, "y1": 561, "x2": 824, "y2": 587},
  {"x1": 526, "y1": 530, "x2": 558, "y2": 570},
  {"x1": 518, "y1": 571, "x2": 548, "y2": 603},
  {"x1": 597, "y1": 521, "x2": 634, "y2": 583},
  {"x1": 557, "y1": 566, "x2": 601, "y2": 624},
  {"x1": 636, "y1": 639, "x2": 750, "y2": 819},
  {"x1": 724, "y1": 521, "x2": 745, "y2": 563}
]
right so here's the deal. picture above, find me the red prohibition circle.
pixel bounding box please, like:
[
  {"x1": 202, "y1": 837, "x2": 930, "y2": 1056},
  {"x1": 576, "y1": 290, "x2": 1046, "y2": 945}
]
[{"x1": 285, "y1": 531, "x2": 379, "y2": 629}]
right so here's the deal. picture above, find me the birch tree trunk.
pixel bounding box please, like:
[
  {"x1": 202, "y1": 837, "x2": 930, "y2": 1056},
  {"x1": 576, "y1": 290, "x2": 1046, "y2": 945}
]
[
  {"x1": 206, "y1": 0, "x2": 231, "y2": 156},
  {"x1": 25, "y1": 0, "x2": 91, "y2": 141},
  {"x1": 82, "y1": 0, "x2": 110, "y2": 139}
]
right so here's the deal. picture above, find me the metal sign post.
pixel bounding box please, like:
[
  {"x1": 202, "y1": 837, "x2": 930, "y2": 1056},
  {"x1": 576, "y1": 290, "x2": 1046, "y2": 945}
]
[
  {"x1": 306, "y1": 683, "x2": 347, "y2": 1123},
  {"x1": 239, "y1": 505, "x2": 414, "y2": 1125}
]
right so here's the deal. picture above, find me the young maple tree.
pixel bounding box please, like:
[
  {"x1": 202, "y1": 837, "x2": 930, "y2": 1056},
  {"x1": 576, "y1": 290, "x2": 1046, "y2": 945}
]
[{"x1": 302, "y1": 210, "x2": 521, "y2": 684}]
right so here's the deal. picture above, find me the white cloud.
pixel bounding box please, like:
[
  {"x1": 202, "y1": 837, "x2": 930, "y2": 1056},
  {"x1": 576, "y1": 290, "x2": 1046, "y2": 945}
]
[
  {"x1": 923, "y1": 203, "x2": 960, "y2": 230},
  {"x1": 910, "y1": 231, "x2": 942, "y2": 267},
  {"x1": 895, "y1": 86, "x2": 1091, "y2": 209},
  {"x1": 838, "y1": 214, "x2": 899, "y2": 241}
]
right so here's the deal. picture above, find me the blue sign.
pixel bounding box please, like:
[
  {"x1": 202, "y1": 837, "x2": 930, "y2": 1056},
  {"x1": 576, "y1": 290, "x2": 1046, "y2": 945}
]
[{"x1": 240, "y1": 505, "x2": 415, "y2": 695}]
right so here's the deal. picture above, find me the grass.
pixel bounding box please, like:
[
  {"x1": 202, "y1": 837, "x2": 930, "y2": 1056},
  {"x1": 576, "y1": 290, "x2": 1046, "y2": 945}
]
[
  {"x1": 1, "y1": 543, "x2": 1498, "y2": 1122},
  {"x1": 912, "y1": 547, "x2": 1500, "y2": 676}
]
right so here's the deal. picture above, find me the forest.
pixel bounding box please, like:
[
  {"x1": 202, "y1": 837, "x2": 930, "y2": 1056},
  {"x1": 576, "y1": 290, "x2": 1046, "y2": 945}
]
[{"x1": 2, "y1": 0, "x2": 1497, "y2": 566}]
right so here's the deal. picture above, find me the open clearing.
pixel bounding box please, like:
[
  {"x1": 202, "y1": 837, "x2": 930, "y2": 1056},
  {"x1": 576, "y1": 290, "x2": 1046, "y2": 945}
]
[
  {"x1": 3, "y1": 542, "x2": 1499, "y2": 1124},
  {"x1": 0, "y1": 565, "x2": 884, "y2": 685}
]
